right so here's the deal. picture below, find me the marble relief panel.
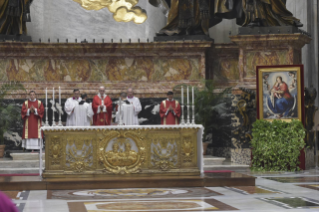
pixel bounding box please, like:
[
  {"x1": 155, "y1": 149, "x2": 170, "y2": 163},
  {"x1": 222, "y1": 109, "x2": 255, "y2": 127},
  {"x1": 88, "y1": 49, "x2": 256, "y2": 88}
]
[
  {"x1": 0, "y1": 57, "x2": 201, "y2": 82},
  {"x1": 245, "y1": 51, "x2": 288, "y2": 78}
]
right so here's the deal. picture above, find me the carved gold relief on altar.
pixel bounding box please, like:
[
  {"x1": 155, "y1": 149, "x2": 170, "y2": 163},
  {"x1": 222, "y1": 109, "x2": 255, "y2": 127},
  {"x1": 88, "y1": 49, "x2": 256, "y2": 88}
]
[
  {"x1": 97, "y1": 130, "x2": 145, "y2": 174},
  {"x1": 43, "y1": 128, "x2": 200, "y2": 178}
]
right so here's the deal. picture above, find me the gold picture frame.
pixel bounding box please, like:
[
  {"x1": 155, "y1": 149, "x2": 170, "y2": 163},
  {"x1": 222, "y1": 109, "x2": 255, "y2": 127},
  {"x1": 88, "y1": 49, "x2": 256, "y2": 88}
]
[{"x1": 256, "y1": 65, "x2": 304, "y2": 123}]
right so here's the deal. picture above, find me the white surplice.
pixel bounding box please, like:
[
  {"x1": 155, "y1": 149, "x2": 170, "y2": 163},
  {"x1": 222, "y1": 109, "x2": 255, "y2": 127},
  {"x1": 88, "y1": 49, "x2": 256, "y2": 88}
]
[
  {"x1": 64, "y1": 97, "x2": 82, "y2": 126},
  {"x1": 126, "y1": 96, "x2": 142, "y2": 125},
  {"x1": 74, "y1": 102, "x2": 94, "y2": 126},
  {"x1": 116, "y1": 102, "x2": 134, "y2": 125}
]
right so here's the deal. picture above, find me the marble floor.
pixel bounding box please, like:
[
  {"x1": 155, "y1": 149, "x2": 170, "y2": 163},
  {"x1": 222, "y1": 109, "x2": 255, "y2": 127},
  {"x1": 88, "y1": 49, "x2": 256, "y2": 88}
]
[{"x1": 2, "y1": 169, "x2": 319, "y2": 212}]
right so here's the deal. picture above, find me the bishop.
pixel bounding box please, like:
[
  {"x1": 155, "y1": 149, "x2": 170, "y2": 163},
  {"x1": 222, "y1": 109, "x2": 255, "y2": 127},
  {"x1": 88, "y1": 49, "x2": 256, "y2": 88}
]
[
  {"x1": 92, "y1": 86, "x2": 113, "y2": 125},
  {"x1": 21, "y1": 91, "x2": 44, "y2": 152},
  {"x1": 160, "y1": 91, "x2": 181, "y2": 125}
]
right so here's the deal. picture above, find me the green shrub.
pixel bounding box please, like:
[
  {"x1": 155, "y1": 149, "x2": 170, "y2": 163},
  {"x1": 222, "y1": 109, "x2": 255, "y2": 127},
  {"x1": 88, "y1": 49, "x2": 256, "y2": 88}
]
[{"x1": 251, "y1": 119, "x2": 306, "y2": 172}]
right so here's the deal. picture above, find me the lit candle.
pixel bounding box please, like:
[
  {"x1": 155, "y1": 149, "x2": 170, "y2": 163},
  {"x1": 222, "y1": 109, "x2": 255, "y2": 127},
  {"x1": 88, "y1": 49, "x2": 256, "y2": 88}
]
[
  {"x1": 45, "y1": 87, "x2": 47, "y2": 106},
  {"x1": 181, "y1": 86, "x2": 184, "y2": 105},
  {"x1": 192, "y1": 86, "x2": 194, "y2": 105},
  {"x1": 187, "y1": 86, "x2": 189, "y2": 105},
  {"x1": 59, "y1": 86, "x2": 61, "y2": 105}
]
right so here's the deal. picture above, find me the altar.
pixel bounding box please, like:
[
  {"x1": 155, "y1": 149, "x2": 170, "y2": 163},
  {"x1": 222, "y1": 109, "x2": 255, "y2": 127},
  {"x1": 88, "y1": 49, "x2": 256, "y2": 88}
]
[{"x1": 42, "y1": 125, "x2": 203, "y2": 178}]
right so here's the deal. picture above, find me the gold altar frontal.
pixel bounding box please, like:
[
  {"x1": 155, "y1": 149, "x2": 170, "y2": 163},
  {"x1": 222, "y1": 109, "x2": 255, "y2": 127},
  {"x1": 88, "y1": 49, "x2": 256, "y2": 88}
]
[{"x1": 42, "y1": 125, "x2": 203, "y2": 178}]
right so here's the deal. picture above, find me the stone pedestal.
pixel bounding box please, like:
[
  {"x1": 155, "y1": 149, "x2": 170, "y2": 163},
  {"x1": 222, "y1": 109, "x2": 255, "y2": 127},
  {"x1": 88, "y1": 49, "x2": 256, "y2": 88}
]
[
  {"x1": 230, "y1": 34, "x2": 311, "y2": 90},
  {"x1": 0, "y1": 41, "x2": 211, "y2": 99},
  {"x1": 228, "y1": 34, "x2": 311, "y2": 165}
]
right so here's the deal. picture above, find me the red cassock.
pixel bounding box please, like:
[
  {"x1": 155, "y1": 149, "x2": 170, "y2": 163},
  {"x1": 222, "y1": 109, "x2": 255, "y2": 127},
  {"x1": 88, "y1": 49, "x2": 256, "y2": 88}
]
[
  {"x1": 160, "y1": 100, "x2": 181, "y2": 125},
  {"x1": 92, "y1": 95, "x2": 113, "y2": 126},
  {"x1": 21, "y1": 100, "x2": 44, "y2": 139}
]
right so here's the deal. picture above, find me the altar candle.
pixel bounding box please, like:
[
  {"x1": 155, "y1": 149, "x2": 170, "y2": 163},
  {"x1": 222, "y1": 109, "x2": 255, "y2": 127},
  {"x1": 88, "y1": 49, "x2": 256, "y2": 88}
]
[
  {"x1": 45, "y1": 87, "x2": 47, "y2": 106},
  {"x1": 53, "y1": 87, "x2": 54, "y2": 103},
  {"x1": 187, "y1": 86, "x2": 189, "y2": 105},
  {"x1": 181, "y1": 86, "x2": 184, "y2": 105},
  {"x1": 192, "y1": 86, "x2": 194, "y2": 105},
  {"x1": 59, "y1": 86, "x2": 61, "y2": 105}
]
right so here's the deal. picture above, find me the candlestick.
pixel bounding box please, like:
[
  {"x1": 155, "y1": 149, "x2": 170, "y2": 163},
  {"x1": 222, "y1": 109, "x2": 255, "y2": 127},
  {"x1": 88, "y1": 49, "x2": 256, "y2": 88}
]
[
  {"x1": 59, "y1": 86, "x2": 61, "y2": 105},
  {"x1": 187, "y1": 86, "x2": 189, "y2": 106},
  {"x1": 192, "y1": 86, "x2": 194, "y2": 105},
  {"x1": 118, "y1": 97, "x2": 123, "y2": 125},
  {"x1": 187, "y1": 86, "x2": 190, "y2": 124},
  {"x1": 180, "y1": 86, "x2": 185, "y2": 125},
  {"x1": 45, "y1": 88, "x2": 47, "y2": 106},
  {"x1": 52, "y1": 88, "x2": 56, "y2": 127},
  {"x1": 43, "y1": 88, "x2": 49, "y2": 126},
  {"x1": 192, "y1": 86, "x2": 195, "y2": 124}
]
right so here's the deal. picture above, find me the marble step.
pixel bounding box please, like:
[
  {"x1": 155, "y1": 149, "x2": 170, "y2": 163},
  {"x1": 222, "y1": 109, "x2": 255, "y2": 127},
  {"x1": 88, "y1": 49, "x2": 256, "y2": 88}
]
[
  {"x1": 0, "y1": 168, "x2": 42, "y2": 174},
  {"x1": 204, "y1": 164, "x2": 250, "y2": 172},
  {"x1": 204, "y1": 156, "x2": 226, "y2": 165},
  {"x1": 0, "y1": 160, "x2": 45, "y2": 168},
  {"x1": 11, "y1": 153, "x2": 45, "y2": 160}
]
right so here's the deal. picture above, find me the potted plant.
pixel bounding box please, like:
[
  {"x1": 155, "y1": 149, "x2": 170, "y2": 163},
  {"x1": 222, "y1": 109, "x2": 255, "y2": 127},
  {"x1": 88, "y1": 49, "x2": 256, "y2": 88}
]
[
  {"x1": 174, "y1": 80, "x2": 231, "y2": 155},
  {"x1": 0, "y1": 81, "x2": 25, "y2": 158},
  {"x1": 251, "y1": 119, "x2": 306, "y2": 171}
]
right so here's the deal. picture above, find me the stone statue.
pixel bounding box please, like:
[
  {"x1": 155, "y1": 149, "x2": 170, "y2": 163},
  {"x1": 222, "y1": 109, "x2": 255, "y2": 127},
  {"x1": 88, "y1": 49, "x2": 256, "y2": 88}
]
[
  {"x1": 149, "y1": 0, "x2": 244, "y2": 36},
  {"x1": 242, "y1": 0, "x2": 303, "y2": 27},
  {"x1": 0, "y1": 0, "x2": 33, "y2": 35},
  {"x1": 149, "y1": 0, "x2": 302, "y2": 36},
  {"x1": 305, "y1": 85, "x2": 318, "y2": 147}
]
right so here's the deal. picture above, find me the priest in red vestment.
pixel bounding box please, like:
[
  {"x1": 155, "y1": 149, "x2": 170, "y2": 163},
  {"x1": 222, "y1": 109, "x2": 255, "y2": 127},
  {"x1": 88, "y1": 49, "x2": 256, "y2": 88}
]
[
  {"x1": 92, "y1": 86, "x2": 113, "y2": 125},
  {"x1": 160, "y1": 91, "x2": 181, "y2": 125},
  {"x1": 21, "y1": 91, "x2": 44, "y2": 152}
]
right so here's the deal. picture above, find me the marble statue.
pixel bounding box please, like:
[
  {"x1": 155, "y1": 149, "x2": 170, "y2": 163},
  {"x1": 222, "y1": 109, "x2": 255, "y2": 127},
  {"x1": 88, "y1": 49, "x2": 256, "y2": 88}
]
[{"x1": 0, "y1": 0, "x2": 33, "y2": 35}]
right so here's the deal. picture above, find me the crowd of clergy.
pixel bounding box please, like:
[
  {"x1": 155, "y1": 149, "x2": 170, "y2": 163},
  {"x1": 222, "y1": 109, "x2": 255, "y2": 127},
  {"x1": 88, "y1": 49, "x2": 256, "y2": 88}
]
[{"x1": 21, "y1": 87, "x2": 181, "y2": 151}]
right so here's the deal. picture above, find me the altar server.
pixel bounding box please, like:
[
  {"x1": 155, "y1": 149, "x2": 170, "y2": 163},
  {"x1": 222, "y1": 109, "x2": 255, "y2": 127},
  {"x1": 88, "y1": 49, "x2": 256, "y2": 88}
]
[
  {"x1": 92, "y1": 86, "x2": 112, "y2": 125},
  {"x1": 125, "y1": 88, "x2": 142, "y2": 125},
  {"x1": 21, "y1": 91, "x2": 44, "y2": 152},
  {"x1": 116, "y1": 93, "x2": 134, "y2": 125},
  {"x1": 64, "y1": 89, "x2": 82, "y2": 126},
  {"x1": 74, "y1": 93, "x2": 94, "y2": 126},
  {"x1": 160, "y1": 91, "x2": 181, "y2": 125}
]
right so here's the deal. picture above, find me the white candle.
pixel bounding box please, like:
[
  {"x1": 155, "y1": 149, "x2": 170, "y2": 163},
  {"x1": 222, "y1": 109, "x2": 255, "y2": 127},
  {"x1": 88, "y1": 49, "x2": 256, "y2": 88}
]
[
  {"x1": 53, "y1": 87, "x2": 54, "y2": 104},
  {"x1": 45, "y1": 87, "x2": 47, "y2": 106},
  {"x1": 181, "y1": 86, "x2": 184, "y2": 105},
  {"x1": 192, "y1": 86, "x2": 194, "y2": 105},
  {"x1": 187, "y1": 86, "x2": 189, "y2": 105},
  {"x1": 59, "y1": 86, "x2": 61, "y2": 105}
]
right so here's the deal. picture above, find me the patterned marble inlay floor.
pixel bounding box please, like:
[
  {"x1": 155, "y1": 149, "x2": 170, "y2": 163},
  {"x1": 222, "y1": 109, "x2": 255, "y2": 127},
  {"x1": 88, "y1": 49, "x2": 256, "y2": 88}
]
[
  {"x1": 47, "y1": 188, "x2": 222, "y2": 200},
  {"x1": 67, "y1": 199, "x2": 238, "y2": 212},
  {"x1": 296, "y1": 184, "x2": 319, "y2": 191},
  {"x1": 257, "y1": 197, "x2": 319, "y2": 209},
  {"x1": 2, "y1": 190, "x2": 30, "y2": 200},
  {"x1": 263, "y1": 176, "x2": 319, "y2": 183},
  {"x1": 224, "y1": 186, "x2": 288, "y2": 195}
]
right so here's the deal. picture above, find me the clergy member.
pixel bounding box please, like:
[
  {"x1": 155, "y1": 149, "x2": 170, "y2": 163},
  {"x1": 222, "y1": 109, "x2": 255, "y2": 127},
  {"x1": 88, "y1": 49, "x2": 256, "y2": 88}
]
[
  {"x1": 64, "y1": 89, "x2": 82, "y2": 126},
  {"x1": 74, "y1": 93, "x2": 94, "y2": 126},
  {"x1": 21, "y1": 91, "x2": 44, "y2": 152},
  {"x1": 160, "y1": 91, "x2": 181, "y2": 125},
  {"x1": 116, "y1": 93, "x2": 134, "y2": 125},
  {"x1": 92, "y1": 86, "x2": 112, "y2": 125},
  {"x1": 126, "y1": 88, "x2": 142, "y2": 125}
]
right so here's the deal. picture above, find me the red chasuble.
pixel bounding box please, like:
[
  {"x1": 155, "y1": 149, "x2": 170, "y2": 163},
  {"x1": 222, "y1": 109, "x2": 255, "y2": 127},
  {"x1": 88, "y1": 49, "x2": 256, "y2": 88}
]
[
  {"x1": 92, "y1": 95, "x2": 113, "y2": 126},
  {"x1": 21, "y1": 100, "x2": 44, "y2": 139},
  {"x1": 160, "y1": 100, "x2": 181, "y2": 125}
]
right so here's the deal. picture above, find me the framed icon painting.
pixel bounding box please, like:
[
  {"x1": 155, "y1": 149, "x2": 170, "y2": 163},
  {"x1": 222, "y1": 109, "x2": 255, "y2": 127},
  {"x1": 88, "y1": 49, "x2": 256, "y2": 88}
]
[{"x1": 256, "y1": 65, "x2": 304, "y2": 123}]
